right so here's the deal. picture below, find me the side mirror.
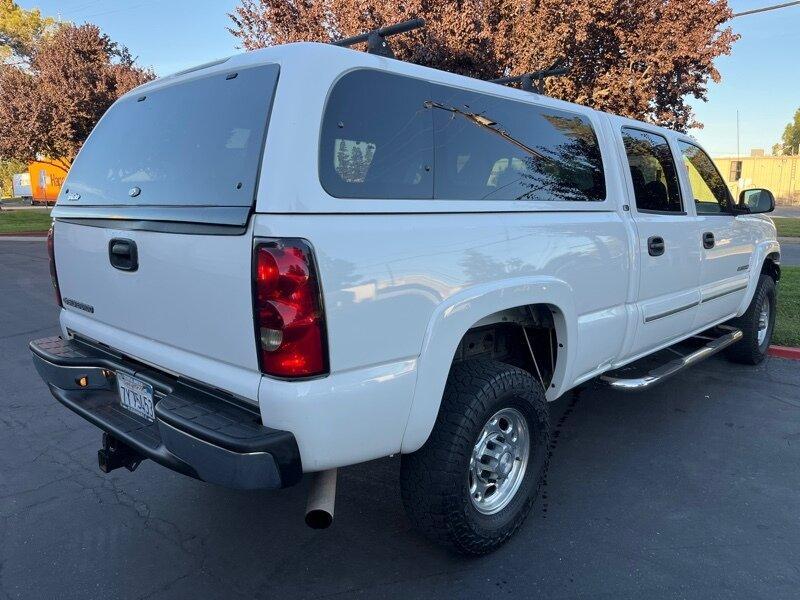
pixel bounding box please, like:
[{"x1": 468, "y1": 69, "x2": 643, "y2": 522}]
[{"x1": 738, "y1": 188, "x2": 775, "y2": 214}]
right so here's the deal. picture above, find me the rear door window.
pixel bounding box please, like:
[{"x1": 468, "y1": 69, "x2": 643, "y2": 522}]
[
  {"x1": 63, "y1": 64, "x2": 279, "y2": 207},
  {"x1": 621, "y1": 128, "x2": 683, "y2": 213},
  {"x1": 319, "y1": 69, "x2": 434, "y2": 199}
]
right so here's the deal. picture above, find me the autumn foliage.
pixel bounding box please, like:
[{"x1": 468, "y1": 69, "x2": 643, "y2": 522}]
[
  {"x1": 230, "y1": 0, "x2": 738, "y2": 131},
  {"x1": 0, "y1": 23, "x2": 153, "y2": 168},
  {"x1": 0, "y1": 0, "x2": 52, "y2": 64}
]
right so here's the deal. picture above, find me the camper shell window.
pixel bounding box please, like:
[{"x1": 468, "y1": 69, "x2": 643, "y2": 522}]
[
  {"x1": 320, "y1": 69, "x2": 606, "y2": 202},
  {"x1": 62, "y1": 64, "x2": 279, "y2": 208}
]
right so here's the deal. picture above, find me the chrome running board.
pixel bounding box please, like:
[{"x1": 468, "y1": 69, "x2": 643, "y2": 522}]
[{"x1": 600, "y1": 326, "x2": 743, "y2": 392}]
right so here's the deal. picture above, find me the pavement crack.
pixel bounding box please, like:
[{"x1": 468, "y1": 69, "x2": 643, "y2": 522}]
[{"x1": 135, "y1": 573, "x2": 193, "y2": 600}]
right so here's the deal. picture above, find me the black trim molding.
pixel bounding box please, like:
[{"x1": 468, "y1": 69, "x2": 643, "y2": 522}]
[
  {"x1": 55, "y1": 218, "x2": 247, "y2": 236},
  {"x1": 644, "y1": 301, "x2": 699, "y2": 323},
  {"x1": 52, "y1": 205, "x2": 251, "y2": 229},
  {"x1": 701, "y1": 284, "x2": 748, "y2": 303}
]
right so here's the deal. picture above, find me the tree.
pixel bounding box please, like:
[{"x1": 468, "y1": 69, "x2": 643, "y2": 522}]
[
  {"x1": 0, "y1": 157, "x2": 25, "y2": 197},
  {"x1": 0, "y1": 23, "x2": 154, "y2": 169},
  {"x1": 777, "y1": 108, "x2": 800, "y2": 156},
  {"x1": 0, "y1": 0, "x2": 53, "y2": 64},
  {"x1": 229, "y1": 0, "x2": 738, "y2": 131},
  {"x1": 348, "y1": 144, "x2": 366, "y2": 182},
  {"x1": 336, "y1": 139, "x2": 351, "y2": 181},
  {"x1": 1, "y1": 1, "x2": 53, "y2": 192}
]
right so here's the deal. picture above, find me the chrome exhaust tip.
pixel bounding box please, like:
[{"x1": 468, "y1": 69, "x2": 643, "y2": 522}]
[{"x1": 305, "y1": 469, "x2": 337, "y2": 529}]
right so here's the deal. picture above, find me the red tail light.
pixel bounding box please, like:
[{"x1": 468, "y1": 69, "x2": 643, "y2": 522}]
[
  {"x1": 253, "y1": 239, "x2": 328, "y2": 378},
  {"x1": 46, "y1": 226, "x2": 63, "y2": 307}
]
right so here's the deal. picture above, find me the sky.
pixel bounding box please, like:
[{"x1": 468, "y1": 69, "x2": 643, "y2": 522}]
[{"x1": 17, "y1": 0, "x2": 800, "y2": 157}]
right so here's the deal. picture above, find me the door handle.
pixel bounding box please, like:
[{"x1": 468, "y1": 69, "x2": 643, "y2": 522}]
[
  {"x1": 109, "y1": 239, "x2": 138, "y2": 272},
  {"x1": 703, "y1": 231, "x2": 715, "y2": 249},
  {"x1": 647, "y1": 236, "x2": 665, "y2": 257}
]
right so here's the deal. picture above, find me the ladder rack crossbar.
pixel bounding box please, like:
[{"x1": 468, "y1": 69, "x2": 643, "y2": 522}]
[{"x1": 332, "y1": 18, "x2": 425, "y2": 57}]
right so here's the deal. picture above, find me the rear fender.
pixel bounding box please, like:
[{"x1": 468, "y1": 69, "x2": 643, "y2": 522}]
[{"x1": 400, "y1": 276, "x2": 576, "y2": 453}]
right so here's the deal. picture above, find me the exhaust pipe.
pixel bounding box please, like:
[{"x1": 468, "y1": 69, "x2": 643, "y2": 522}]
[{"x1": 305, "y1": 469, "x2": 337, "y2": 529}]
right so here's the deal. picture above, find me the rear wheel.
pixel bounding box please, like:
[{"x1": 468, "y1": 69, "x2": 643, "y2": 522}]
[
  {"x1": 725, "y1": 274, "x2": 777, "y2": 365},
  {"x1": 400, "y1": 359, "x2": 550, "y2": 555}
]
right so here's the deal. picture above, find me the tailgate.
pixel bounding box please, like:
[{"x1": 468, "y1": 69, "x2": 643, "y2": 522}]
[{"x1": 55, "y1": 221, "x2": 258, "y2": 375}]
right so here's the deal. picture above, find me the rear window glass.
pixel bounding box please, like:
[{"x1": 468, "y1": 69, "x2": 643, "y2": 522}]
[
  {"x1": 62, "y1": 64, "x2": 279, "y2": 207},
  {"x1": 319, "y1": 69, "x2": 605, "y2": 202}
]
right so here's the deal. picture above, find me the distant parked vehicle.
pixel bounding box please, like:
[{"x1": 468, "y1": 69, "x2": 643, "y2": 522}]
[
  {"x1": 29, "y1": 41, "x2": 781, "y2": 556},
  {"x1": 12, "y1": 172, "x2": 32, "y2": 201}
]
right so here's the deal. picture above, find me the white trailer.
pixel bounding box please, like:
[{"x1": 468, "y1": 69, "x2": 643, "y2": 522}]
[{"x1": 12, "y1": 172, "x2": 32, "y2": 199}]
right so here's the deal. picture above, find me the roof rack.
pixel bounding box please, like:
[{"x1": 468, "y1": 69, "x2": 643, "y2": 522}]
[
  {"x1": 332, "y1": 18, "x2": 426, "y2": 59},
  {"x1": 490, "y1": 63, "x2": 569, "y2": 94},
  {"x1": 331, "y1": 19, "x2": 566, "y2": 96}
]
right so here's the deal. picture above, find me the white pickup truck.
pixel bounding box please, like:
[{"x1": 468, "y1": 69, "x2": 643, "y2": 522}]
[{"x1": 31, "y1": 42, "x2": 780, "y2": 555}]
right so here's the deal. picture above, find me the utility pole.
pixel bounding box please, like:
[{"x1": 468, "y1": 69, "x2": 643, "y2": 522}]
[{"x1": 736, "y1": 110, "x2": 740, "y2": 159}]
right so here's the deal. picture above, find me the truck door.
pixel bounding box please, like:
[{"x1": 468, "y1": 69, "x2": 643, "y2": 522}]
[
  {"x1": 677, "y1": 140, "x2": 754, "y2": 327},
  {"x1": 618, "y1": 126, "x2": 702, "y2": 358}
]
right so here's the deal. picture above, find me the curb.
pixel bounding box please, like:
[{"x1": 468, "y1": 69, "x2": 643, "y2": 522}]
[
  {"x1": 0, "y1": 230, "x2": 49, "y2": 237},
  {"x1": 0, "y1": 236, "x2": 47, "y2": 242},
  {"x1": 768, "y1": 345, "x2": 800, "y2": 360},
  {"x1": 0, "y1": 231, "x2": 49, "y2": 237}
]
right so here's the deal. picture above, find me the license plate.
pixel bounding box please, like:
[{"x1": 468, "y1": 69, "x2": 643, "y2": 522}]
[{"x1": 117, "y1": 372, "x2": 155, "y2": 422}]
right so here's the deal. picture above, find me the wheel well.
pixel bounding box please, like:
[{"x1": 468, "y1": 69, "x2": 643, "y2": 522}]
[
  {"x1": 453, "y1": 304, "x2": 560, "y2": 390},
  {"x1": 762, "y1": 252, "x2": 781, "y2": 282}
]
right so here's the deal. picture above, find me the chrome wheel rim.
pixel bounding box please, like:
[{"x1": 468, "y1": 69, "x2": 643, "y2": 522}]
[
  {"x1": 468, "y1": 407, "x2": 530, "y2": 515},
  {"x1": 757, "y1": 302, "x2": 770, "y2": 347}
]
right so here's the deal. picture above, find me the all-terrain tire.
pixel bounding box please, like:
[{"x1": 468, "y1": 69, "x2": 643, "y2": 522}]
[
  {"x1": 725, "y1": 274, "x2": 777, "y2": 365},
  {"x1": 400, "y1": 359, "x2": 550, "y2": 555}
]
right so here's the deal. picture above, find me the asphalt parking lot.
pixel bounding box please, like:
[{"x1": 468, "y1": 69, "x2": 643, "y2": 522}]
[
  {"x1": 773, "y1": 206, "x2": 800, "y2": 218},
  {"x1": 779, "y1": 239, "x2": 800, "y2": 266},
  {"x1": 2, "y1": 240, "x2": 800, "y2": 600}
]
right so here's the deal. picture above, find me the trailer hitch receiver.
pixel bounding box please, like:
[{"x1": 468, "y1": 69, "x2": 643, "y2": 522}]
[{"x1": 98, "y1": 433, "x2": 144, "y2": 473}]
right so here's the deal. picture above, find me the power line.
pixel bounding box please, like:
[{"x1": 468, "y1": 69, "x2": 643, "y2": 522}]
[
  {"x1": 56, "y1": 1, "x2": 107, "y2": 17},
  {"x1": 82, "y1": 0, "x2": 159, "y2": 19},
  {"x1": 733, "y1": 1, "x2": 800, "y2": 17}
]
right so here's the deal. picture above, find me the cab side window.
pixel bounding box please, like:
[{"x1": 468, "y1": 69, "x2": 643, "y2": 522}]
[
  {"x1": 678, "y1": 141, "x2": 733, "y2": 215},
  {"x1": 621, "y1": 128, "x2": 682, "y2": 213}
]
